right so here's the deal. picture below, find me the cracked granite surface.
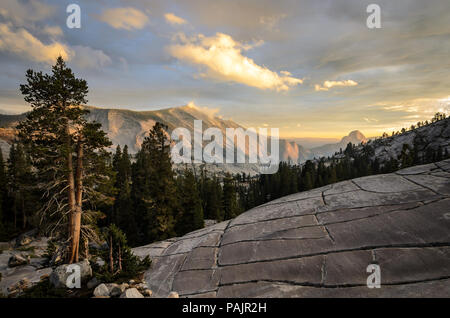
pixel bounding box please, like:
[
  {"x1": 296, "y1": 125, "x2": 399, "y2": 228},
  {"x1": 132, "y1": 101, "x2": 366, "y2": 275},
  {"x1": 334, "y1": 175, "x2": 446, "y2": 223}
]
[{"x1": 132, "y1": 159, "x2": 450, "y2": 297}]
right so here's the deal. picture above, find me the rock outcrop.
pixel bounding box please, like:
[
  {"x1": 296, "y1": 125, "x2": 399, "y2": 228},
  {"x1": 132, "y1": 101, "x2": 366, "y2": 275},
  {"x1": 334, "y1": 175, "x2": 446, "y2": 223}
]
[
  {"x1": 49, "y1": 259, "x2": 92, "y2": 289},
  {"x1": 133, "y1": 160, "x2": 450, "y2": 297}
]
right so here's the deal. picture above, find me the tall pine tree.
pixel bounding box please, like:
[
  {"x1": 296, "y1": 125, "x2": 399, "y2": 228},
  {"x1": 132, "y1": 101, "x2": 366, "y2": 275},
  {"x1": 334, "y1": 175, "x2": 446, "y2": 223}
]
[
  {"x1": 18, "y1": 57, "x2": 111, "y2": 263},
  {"x1": 132, "y1": 122, "x2": 178, "y2": 244}
]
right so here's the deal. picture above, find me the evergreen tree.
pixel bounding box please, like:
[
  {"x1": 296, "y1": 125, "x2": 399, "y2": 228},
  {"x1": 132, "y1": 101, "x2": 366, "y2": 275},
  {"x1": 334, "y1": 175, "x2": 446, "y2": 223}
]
[
  {"x1": 175, "y1": 168, "x2": 204, "y2": 236},
  {"x1": 204, "y1": 176, "x2": 223, "y2": 221},
  {"x1": 222, "y1": 174, "x2": 240, "y2": 220},
  {"x1": 132, "y1": 122, "x2": 178, "y2": 244},
  {"x1": 18, "y1": 57, "x2": 111, "y2": 263},
  {"x1": 112, "y1": 145, "x2": 137, "y2": 241}
]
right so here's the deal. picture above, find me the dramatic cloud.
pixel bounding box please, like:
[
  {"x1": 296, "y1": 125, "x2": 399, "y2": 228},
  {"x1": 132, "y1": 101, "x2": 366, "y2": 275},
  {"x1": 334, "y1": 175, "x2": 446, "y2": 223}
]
[
  {"x1": 164, "y1": 13, "x2": 187, "y2": 25},
  {"x1": 0, "y1": 23, "x2": 71, "y2": 64},
  {"x1": 98, "y1": 7, "x2": 149, "y2": 30},
  {"x1": 168, "y1": 32, "x2": 303, "y2": 91},
  {"x1": 315, "y1": 80, "x2": 358, "y2": 91}
]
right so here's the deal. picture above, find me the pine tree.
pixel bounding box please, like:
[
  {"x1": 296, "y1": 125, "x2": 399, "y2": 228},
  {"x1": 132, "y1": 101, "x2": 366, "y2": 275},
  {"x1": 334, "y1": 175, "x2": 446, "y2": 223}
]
[
  {"x1": 222, "y1": 174, "x2": 239, "y2": 220},
  {"x1": 112, "y1": 145, "x2": 136, "y2": 241},
  {"x1": 204, "y1": 176, "x2": 223, "y2": 221},
  {"x1": 132, "y1": 122, "x2": 178, "y2": 243},
  {"x1": 18, "y1": 56, "x2": 111, "y2": 263},
  {"x1": 175, "y1": 168, "x2": 204, "y2": 236}
]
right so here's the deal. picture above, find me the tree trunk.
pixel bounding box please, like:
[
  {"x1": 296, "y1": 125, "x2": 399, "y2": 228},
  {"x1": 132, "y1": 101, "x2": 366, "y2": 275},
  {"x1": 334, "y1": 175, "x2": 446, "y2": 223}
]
[
  {"x1": 109, "y1": 235, "x2": 114, "y2": 273},
  {"x1": 67, "y1": 124, "x2": 77, "y2": 264},
  {"x1": 22, "y1": 198, "x2": 26, "y2": 230},
  {"x1": 118, "y1": 245, "x2": 122, "y2": 272},
  {"x1": 84, "y1": 238, "x2": 89, "y2": 259},
  {"x1": 70, "y1": 137, "x2": 84, "y2": 263}
]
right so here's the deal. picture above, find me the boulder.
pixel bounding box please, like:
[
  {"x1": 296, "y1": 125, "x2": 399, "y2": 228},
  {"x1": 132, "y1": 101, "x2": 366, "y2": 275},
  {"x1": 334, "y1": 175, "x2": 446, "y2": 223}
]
[
  {"x1": 8, "y1": 254, "x2": 30, "y2": 267},
  {"x1": 106, "y1": 283, "x2": 122, "y2": 297},
  {"x1": 168, "y1": 291, "x2": 179, "y2": 298},
  {"x1": 138, "y1": 160, "x2": 450, "y2": 298},
  {"x1": 93, "y1": 283, "x2": 110, "y2": 297},
  {"x1": 87, "y1": 277, "x2": 99, "y2": 289},
  {"x1": 49, "y1": 259, "x2": 92, "y2": 288},
  {"x1": 120, "y1": 288, "x2": 144, "y2": 298}
]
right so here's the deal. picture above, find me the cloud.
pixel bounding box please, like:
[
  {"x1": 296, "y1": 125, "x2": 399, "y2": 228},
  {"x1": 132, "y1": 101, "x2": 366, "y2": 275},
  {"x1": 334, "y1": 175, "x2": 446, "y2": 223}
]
[
  {"x1": 0, "y1": 23, "x2": 71, "y2": 64},
  {"x1": 164, "y1": 13, "x2": 187, "y2": 25},
  {"x1": 72, "y1": 46, "x2": 112, "y2": 69},
  {"x1": 186, "y1": 101, "x2": 220, "y2": 118},
  {"x1": 168, "y1": 32, "x2": 303, "y2": 91},
  {"x1": 98, "y1": 7, "x2": 149, "y2": 30},
  {"x1": 0, "y1": 0, "x2": 55, "y2": 26},
  {"x1": 315, "y1": 80, "x2": 358, "y2": 91},
  {"x1": 259, "y1": 14, "x2": 287, "y2": 31},
  {"x1": 42, "y1": 26, "x2": 63, "y2": 38}
]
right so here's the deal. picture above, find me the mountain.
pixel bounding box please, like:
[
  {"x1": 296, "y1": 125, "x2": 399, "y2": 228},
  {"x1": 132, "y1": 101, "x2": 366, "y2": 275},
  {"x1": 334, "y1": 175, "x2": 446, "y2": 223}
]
[
  {"x1": 0, "y1": 106, "x2": 365, "y2": 165},
  {"x1": 308, "y1": 130, "x2": 368, "y2": 159}
]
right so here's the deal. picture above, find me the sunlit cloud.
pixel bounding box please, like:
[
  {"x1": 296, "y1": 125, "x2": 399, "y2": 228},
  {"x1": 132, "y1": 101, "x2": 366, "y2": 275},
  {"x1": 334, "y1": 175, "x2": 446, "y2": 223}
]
[
  {"x1": 315, "y1": 80, "x2": 358, "y2": 91},
  {"x1": 164, "y1": 13, "x2": 187, "y2": 25},
  {"x1": 98, "y1": 7, "x2": 149, "y2": 30},
  {"x1": 186, "y1": 101, "x2": 220, "y2": 118},
  {"x1": 168, "y1": 32, "x2": 303, "y2": 91},
  {"x1": 42, "y1": 25, "x2": 63, "y2": 38},
  {"x1": 363, "y1": 117, "x2": 379, "y2": 123},
  {"x1": 0, "y1": 23, "x2": 71, "y2": 64}
]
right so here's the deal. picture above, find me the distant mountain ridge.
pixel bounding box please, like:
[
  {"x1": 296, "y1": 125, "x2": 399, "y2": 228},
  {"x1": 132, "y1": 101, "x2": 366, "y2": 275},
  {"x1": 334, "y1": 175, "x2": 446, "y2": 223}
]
[{"x1": 0, "y1": 105, "x2": 366, "y2": 165}]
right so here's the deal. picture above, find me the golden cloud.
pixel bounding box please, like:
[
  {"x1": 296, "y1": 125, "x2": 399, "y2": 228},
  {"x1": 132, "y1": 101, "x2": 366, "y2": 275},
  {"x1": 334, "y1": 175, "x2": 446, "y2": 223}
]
[
  {"x1": 0, "y1": 23, "x2": 71, "y2": 64},
  {"x1": 315, "y1": 80, "x2": 358, "y2": 91},
  {"x1": 165, "y1": 13, "x2": 187, "y2": 25},
  {"x1": 98, "y1": 7, "x2": 149, "y2": 30},
  {"x1": 168, "y1": 32, "x2": 303, "y2": 91}
]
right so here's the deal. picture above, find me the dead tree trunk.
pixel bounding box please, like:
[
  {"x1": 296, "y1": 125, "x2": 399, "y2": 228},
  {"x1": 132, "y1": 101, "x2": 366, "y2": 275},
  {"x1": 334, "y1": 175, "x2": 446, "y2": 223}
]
[
  {"x1": 118, "y1": 245, "x2": 122, "y2": 272},
  {"x1": 109, "y1": 235, "x2": 114, "y2": 273},
  {"x1": 67, "y1": 124, "x2": 77, "y2": 264}
]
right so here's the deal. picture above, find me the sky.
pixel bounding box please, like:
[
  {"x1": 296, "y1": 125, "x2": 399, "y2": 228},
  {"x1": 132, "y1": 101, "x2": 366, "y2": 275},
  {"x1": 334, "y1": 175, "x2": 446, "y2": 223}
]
[{"x1": 0, "y1": 0, "x2": 449, "y2": 139}]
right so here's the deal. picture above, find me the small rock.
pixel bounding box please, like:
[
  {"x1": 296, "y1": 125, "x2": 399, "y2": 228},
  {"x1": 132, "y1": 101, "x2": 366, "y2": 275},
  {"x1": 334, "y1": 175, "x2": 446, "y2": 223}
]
[
  {"x1": 128, "y1": 279, "x2": 135, "y2": 285},
  {"x1": 136, "y1": 282, "x2": 148, "y2": 290},
  {"x1": 92, "y1": 295, "x2": 110, "y2": 298},
  {"x1": 87, "y1": 277, "x2": 99, "y2": 289},
  {"x1": 8, "y1": 254, "x2": 30, "y2": 267},
  {"x1": 49, "y1": 259, "x2": 92, "y2": 288},
  {"x1": 93, "y1": 283, "x2": 110, "y2": 297},
  {"x1": 106, "y1": 283, "x2": 122, "y2": 297},
  {"x1": 120, "y1": 288, "x2": 144, "y2": 298},
  {"x1": 168, "y1": 291, "x2": 179, "y2": 298},
  {"x1": 119, "y1": 283, "x2": 129, "y2": 292},
  {"x1": 143, "y1": 289, "x2": 153, "y2": 297}
]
